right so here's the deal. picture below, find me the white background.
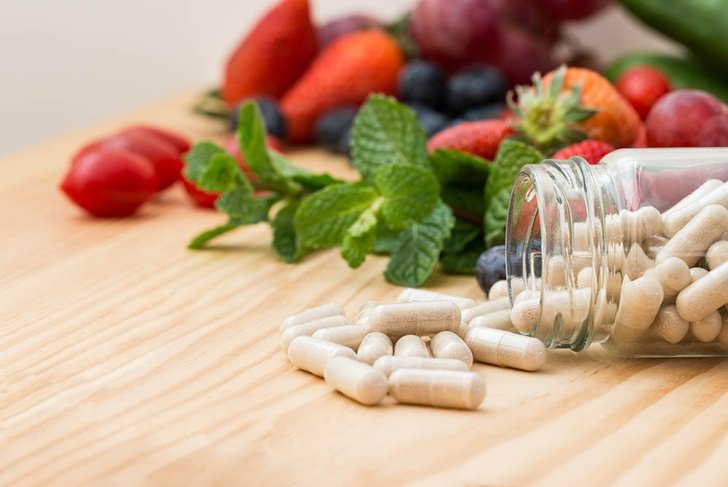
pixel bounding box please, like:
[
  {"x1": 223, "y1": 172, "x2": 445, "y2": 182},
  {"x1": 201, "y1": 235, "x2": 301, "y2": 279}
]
[{"x1": 0, "y1": 0, "x2": 677, "y2": 156}]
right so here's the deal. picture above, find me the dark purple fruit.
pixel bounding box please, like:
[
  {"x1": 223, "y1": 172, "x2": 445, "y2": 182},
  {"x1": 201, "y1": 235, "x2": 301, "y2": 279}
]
[{"x1": 476, "y1": 245, "x2": 506, "y2": 293}]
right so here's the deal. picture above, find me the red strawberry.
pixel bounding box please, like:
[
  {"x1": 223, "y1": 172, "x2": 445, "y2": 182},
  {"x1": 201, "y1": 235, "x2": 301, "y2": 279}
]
[
  {"x1": 427, "y1": 120, "x2": 514, "y2": 160},
  {"x1": 552, "y1": 140, "x2": 614, "y2": 164},
  {"x1": 281, "y1": 30, "x2": 405, "y2": 143},
  {"x1": 222, "y1": 0, "x2": 317, "y2": 107}
]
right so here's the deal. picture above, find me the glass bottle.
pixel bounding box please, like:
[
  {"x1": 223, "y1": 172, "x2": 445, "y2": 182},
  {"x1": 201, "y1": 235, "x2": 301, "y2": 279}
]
[{"x1": 505, "y1": 148, "x2": 728, "y2": 357}]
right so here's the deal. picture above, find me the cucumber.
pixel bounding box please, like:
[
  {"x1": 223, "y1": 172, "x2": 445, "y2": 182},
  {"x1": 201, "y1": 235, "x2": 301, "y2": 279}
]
[
  {"x1": 618, "y1": 0, "x2": 728, "y2": 73},
  {"x1": 604, "y1": 53, "x2": 728, "y2": 103}
]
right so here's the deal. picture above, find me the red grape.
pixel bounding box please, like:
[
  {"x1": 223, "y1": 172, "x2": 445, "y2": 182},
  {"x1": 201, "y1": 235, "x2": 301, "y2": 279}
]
[
  {"x1": 317, "y1": 14, "x2": 381, "y2": 49},
  {"x1": 484, "y1": 25, "x2": 555, "y2": 86},
  {"x1": 646, "y1": 90, "x2": 728, "y2": 147},
  {"x1": 537, "y1": 0, "x2": 611, "y2": 21}
]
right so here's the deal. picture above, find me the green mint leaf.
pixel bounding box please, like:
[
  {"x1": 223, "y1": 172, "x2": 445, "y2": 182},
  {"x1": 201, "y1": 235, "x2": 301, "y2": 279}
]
[
  {"x1": 183, "y1": 141, "x2": 228, "y2": 183},
  {"x1": 295, "y1": 183, "x2": 379, "y2": 249},
  {"x1": 430, "y1": 148, "x2": 490, "y2": 187},
  {"x1": 440, "y1": 237, "x2": 484, "y2": 275},
  {"x1": 271, "y1": 201, "x2": 305, "y2": 263},
  {"x1": 216, "y1": 185, "x2": 278, "y2": 223},
  {"x1": 351, "y1": 94, "x2": 430, "y2": 181},
  {"x1": 237, "y1": 102, "x2": 299, "y2": 193},
  {"x1": 341, "y1": 210, "x2": 378, "y2": 268},
  {"x1": 384, "y1": 201, "x2": 455, "y2": 287},
  {"x1": 372, "y1": 221, "x2": 400, "y2": 255},
  {"x1": 443, "y1": 220, "x2": 482, "y2": 254},
  {"x1": 197, "y1": 152, "x2": 243, "y2": 192},
  {"x1": 374, "y1": 164, "x2": 439, "y2": 229},
  {"x1": 268, "y1": 150, "x2": 343, "y2": 191},
  {"x1": 441, "y1": 186, "x2": 486, "y2": 217},
  {"x1": 484, "y1": 139, "x2": 543, "y2": 247},
  {"x1": 188, "y1": 221, "x2": 241, "y2": 249}
]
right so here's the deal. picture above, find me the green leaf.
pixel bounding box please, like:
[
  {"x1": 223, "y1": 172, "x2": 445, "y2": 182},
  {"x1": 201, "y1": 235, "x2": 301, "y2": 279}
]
[
  {"x1": 295, "y1": 183, "x2": 379, "y2": 249},
  {"x1": 372, "y1": 221, "x2": 400, "y2": 255},
  {"x1": 351, "y1": 95, "x2": 430, "y2": 181},
  {"x1": 430, "y1": 148, "x2": 490, "y2": 187},
  {"x1": 269, "y1": 151, "x2": 344, "y2": 190},
  {"x1": 341, "y1": 210, "x2": 378, "y2": 268},
  {"x1": 374, "y1": 164, "x2": 439, "y2": 229},
  {"x1": 385, "y1": 201, "x2": 455, "y2": 287},
  {"x1": 271, "y1": 201, "x2": 304, "y2": 263},
  {"x1": 441, "y1": 185, "x2": 486, "y2": 216},
  {"x1": 441, "y1": 228, "x2": 484, "y2": 275},
  {"x1": 183, "y1": 141, "x2": 228, "y2": 183},
  {"x1": 484, "y1": 139, "x2": 543, "y2": 247},
  {"x1": 188, "y1": 221, "x2": 242, "y2": 249},
  {"x1": 215, "y1": 185, "x2": 277, "y2": 223},
  {"x1": 197, "y1": 152, "x2": 243, "y2": 192},
  {"x1": 237, "y1": 102, "x2": 299, "y2": 193},
  {"x1": 443, "y1": 220, "x2": 482, "y2": 254}
]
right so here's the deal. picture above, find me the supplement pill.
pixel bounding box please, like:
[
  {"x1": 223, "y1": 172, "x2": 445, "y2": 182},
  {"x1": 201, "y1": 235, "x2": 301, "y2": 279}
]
[
  {"x1": 656, "y1": 205, "x2": 728, "y2": 267},
  {"x1": 690, "y1": 311, "x2": 722, "y2": 342},
  {"x1": 676, "y1": 262, "x2": 728, "y2": 322},
  {"x1": 394, "y1": 335, "x2": 430, "y2": 358},
  {"x1": 718, "y1": 315, "x2": 728, "y2": 345},
  {"x1": 312, "y1": 324, "x2": 371, "y2": 349},
  {"x1": 369, "y1": 301, "x2": 460, "y2": 337},
  {"x1": 690, "y1": 267, "x2": 709, "y2": 283},
  {"x1": 614, "y1": 277, "x2": 663, "y2": 330},
  {"x1": 706, "y1": 241, "x2": 728, "y2": 270},
  {"x1": 624, "y1": 243, "x2": 655, "y2": 279},
  {"x1": 280, "y1": 315, "x2": 350, "y2": 353},
  {"x1": 356, "y1": 300, "x2": 380, "y2": 325},
  {"x1": 621, "y1": 206, "x2": 663, "y2": 243},
  {"x1": 662, "y1": 179, "x2": 723, "y2": 222},
  {"x1": 280, "y1": 303, "x2": 345, "y2": 332},
  {"x1": 650, "y1": 305, "x2": 689, "y2": 344},
  {"x1": 488, "y1": 280, "x2": 509, "y2": 300},
  {"x1": 465, "y1": 328, "x2": 547, "y2": 371},
  {"x1": 287, "y1": 336, "x2": 357, "y2": 377},
  {"x1": 461, "y1": 297, "x2": 511, "y2": 324},
  {"x1": 511, "y1": 291, "x2": 540, "y2": 333},
  {"x1": 357, "y1": 331, "x2": 393, "y2": 365},
  {"x1": 469, "y1": 309, "x2": 513, "y2": 331},
  {"x1": 324, "y1": 356, "x2": 388, "y2": 406},
  {"x1": 663, "y1": 181, "x2": 728, "y2": 237},
  {"x1": 398, "y1": 288, "x2": 476, "y2": 310},
  {"x1": 643, "y1": 257, "x2": 692, "y2": 301},
  {"x1": 389, "y1": 369, "x2": 486, "y2": 410},
  {"x1": 430, "y1": 331, "x2": 473, "y2": 367},
  {"x1": 373, "y1": 356, "x2": 469, "y2": 377}
]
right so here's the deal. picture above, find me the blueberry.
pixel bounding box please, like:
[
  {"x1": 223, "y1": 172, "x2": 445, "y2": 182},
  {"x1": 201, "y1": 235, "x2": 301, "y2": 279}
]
[
  {"x1": 475, "y1": 245, "x2": 507, "y2": 294},
  {"x1": 229, "y1": 96, "x2": 287, "y2": 140},
  {"x1": 397, "y1": 60, "x2": 447, "y2": 110},
  {"x1": 462, "y1": 103, "x2": 504, "y2": 121},
  {"x1": 447, "y1": 65, "x2": 507, "y2": 114},
  {"x1": 407, "y1": 103, "x2": 450, "y2": 137},
  {"x1": 315, "y1": 107, "x2": 358, "y2": 152},
  {"x1": 336, "y1": 126, "x2": 352, "y2": 157}
]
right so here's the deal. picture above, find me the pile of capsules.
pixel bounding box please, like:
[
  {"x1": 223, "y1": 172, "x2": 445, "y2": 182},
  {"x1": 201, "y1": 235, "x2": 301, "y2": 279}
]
[
  {"x1": 279, "y1": 284, "x2": 546, "y2": 411},
  {"x1": 511, "y1": 178, "x2": 728, "y2": 350}
]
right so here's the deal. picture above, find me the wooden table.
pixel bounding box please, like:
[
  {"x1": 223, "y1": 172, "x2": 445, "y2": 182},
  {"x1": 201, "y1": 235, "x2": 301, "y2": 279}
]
[{"x1": 3, "y1": 93, "x2": 728, "y2": 486}]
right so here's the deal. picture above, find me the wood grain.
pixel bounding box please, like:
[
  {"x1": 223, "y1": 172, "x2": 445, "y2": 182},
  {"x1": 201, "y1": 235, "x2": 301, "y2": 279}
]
[{"x1": 2, "y1": 92, "x2": 728, "y2": 486}]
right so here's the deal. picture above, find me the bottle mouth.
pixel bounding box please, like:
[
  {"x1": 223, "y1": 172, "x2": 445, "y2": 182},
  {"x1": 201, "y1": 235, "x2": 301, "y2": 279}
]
[{"x1": 506, "y1": 158, "x2": 608, "y2": 350}]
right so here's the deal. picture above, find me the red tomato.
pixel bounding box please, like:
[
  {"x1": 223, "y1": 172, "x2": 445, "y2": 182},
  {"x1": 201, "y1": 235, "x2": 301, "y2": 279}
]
[
  {"x1": 121, "y1": 125, "x2": 191, "y2": 154},
  {"x1": 76, "y1": 132, "x2": 182, "y2": 191},
  {"x1": 61, "y1": 149, "x2": 158, "y2": 217},
  {"x1": 181, "y1": 177, "x2": 220, "y2": 209}
]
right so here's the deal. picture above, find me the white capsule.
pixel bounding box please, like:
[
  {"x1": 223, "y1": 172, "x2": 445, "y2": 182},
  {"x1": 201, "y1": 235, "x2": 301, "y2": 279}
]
[
  {"x1": 312, "y1": 324, "x2": 371, "y2": 349},
  {"x1": 650, "y1": 305, "x2": 689, "y2": 344},
  {"x1": 324, "y1": 356, "x2": 388, "y2": 406},
  {"x1": 657, "y1": 205, "x2": 728, "y2": 267},
  {"x1": 488, "y1": 280, "x2": 510, "y2": 300},
  {"x1": 662, "y1": 179, "x2": 723, "y2": 222},
  {"x1": 614, "y1": 276, "x2": 663, "y2": 330},
  {"x1": 690, "y1": 267, "x2": 709, "y2": 283},
  {"x1": 455, "y1": 321, "x2": 470, "y2": 339},
  {"x1": 624, "y1": 243, "x2": 655, "y2": 280},
  {"x1": 356, "y1": 300, "x2": 380, "y2": 325},
  {"x1": 280, "y1": 303, "x2": 345, "y2": 332},
  {"x1": 676, "y1": 261, "x2": 728, "y2": 322},
  {"x1": 663, "y1": 181, "x2": 728, "y2": 237},
  {"x1": 620, "y1": 206, "x2": 663, "y2": 243},
  {"x1": 537, "y1": 288, "x2": 591, "y2": 336},
  {"x1": 706, "y1": 240, "x2": 728, "y2": 270},
  {"x1": 510, "y1": 291, "x2": 541, "y2": 334},
  {"x1": 690, "y1": 311, "x2": 722, "y2": 342},
  {"x1": 389, "y1": 369, "x2": 486, "y2": 410},
  {"x1": 642, "y1": 257, "x2": 692, "y2": 301},
  {"x1": 356, "y1": 332, "x2": 393, "y2": 365},
  {"x1": 373, "y1": 355, "x2": 469, "y2": 377},
  {"x1": 469, "y1": 309, "x2": 513, "y2": 331},
  {"x1": 287, "y1": 336, "x2": 357, "y2": 377},
  {"x1": 430, "y1": 331, "x2": 473, "y2": 367},
  {"x1": 643, "y1": 235, "x2": 669, "y2": 260},
  {"x1": 369, "y1": 301, "x2": 461, "y2": 337},
  {"x1": 718, "y1": 314, "x2": 728, "y2": 346},
  {"x1": 545, "y1": 256, "x2": 568, "y2": 289},
  {"x1": 394, "y1": 335, "x2": 430, "y2": 358},
  {"x1": 461, "y1": 297, "x2": 511, "y2": 324},
  {"x1": 398, "y1": 288, "x2": 476, "y2": 310},
  {"x1": 280, "y1": 315, "x2": 350, "y2": 353},
  {"x1": 465, "y1": 327, "x2": 547, "y2": 371},
  {"x1": 577, "y1": 267, "x2": 593, "y2": 289}
]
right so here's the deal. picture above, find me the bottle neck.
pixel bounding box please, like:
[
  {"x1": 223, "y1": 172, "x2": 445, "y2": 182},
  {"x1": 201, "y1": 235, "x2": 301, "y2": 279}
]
[{"x1": 506, "y1": 157, "x2": 624, "y2": 350}]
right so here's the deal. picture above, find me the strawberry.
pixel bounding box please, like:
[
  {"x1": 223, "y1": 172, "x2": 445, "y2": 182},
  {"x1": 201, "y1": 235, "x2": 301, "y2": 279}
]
[
  {"x1": 221, "y1": 0, "x2": 317, "y2": 107},
  {"x1": 281, "y1": 30, "x2": 405, "y2": 143},
  {"x1": 552, "y1": 140, "x2": 614, "y2": 164},
  {"x1": 427, "y1": 120, "x2": 514, "y2": 160},
  {"x1": 511, "y1": 66, "x2": 642, "y2": 151}
]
